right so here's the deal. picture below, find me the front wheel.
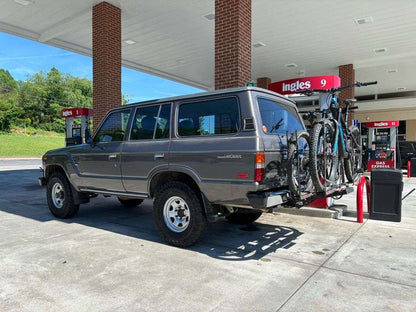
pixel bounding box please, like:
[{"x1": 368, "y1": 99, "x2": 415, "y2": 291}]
[
  {"x1": 153, "y1": 181, "x2": 208, "y2": 247},
  {"x1": 46, "y1": 172, "x2": 79, "y2": 219},
  {"x1": 344, "y1": 126, "x2": 362, "y2": 183}
]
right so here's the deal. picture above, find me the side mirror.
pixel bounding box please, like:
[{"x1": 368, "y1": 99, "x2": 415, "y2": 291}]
[{"x1": 86, "y1": 137, "x2": 93, "y2": 145}]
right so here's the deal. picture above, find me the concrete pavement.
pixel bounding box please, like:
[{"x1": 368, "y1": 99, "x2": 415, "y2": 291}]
[{"x1": 0, "y1": 159, "x2": 415, "y2": 311}]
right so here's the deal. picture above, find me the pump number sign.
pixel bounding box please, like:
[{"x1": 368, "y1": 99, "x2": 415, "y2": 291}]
[{"x1": 268, "y1": 75, "x2": 341, "y2": 95}]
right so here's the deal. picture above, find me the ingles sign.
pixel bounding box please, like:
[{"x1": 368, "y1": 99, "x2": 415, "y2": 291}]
[
  {"x1": 268, "y1": 75, "x2": 341, "y2": 95},
  {"x1": 366, "y1": 120, "x2": 399, "y2": 128},
  {"x1": 61, "y1": 108, "x2": 93, "y2": 119}
]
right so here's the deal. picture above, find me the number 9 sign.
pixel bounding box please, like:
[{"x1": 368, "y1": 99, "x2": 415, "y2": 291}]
[{"x1": 321, "y1": 79, "x2": 327, "y2": 88}]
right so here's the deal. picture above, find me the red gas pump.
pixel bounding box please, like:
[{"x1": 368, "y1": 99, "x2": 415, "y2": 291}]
[
  {"x1": 61, "y1": 108, "x2": 93, "y2": 146},
  {"x1": 366, "y1": 120, "x2": 399, "y2": 171}
]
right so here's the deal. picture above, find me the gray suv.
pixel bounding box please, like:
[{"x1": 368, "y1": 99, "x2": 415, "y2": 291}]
[{"x1": 41, "y1": 87, "x2": 305, "y2": 246}]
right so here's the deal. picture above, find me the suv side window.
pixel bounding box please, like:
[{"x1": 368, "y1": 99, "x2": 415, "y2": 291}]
[
  {"x1": 257, "y1": 98, "x2": 303, "y2": 135},
  {"x1": 178, "y1": 97, "x2": 239, "y2": 136},
  {"x1": 94, "y1": 109, "x2": 131, "y2": 143},
  {"x1": 130, "y1": 104, "x2": 171, "y2": 140}
]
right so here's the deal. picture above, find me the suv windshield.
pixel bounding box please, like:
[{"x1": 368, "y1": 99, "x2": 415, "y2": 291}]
[{"x1": 257, "y1": 98, "x2": 303, "y2": 134}]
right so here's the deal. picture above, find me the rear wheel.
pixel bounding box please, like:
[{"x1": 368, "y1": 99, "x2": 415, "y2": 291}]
[
  {"x1": 153, "y1": 181, "x2": 208, "y2": 247},
  {"x1": 46, "y1": 172, "x2": 79, "y2": 219},
  {"x1": 310, "y1": 121, "x2": 339, "y2": 192},
  {"x1": 226, "y1": 209, "x2": 262, "y2": 224},
  {"x1": 287, "y1": 131, "x2": 313, "y2": 194},
  {"x1": 344, "y1": 126, "x2": 362, "y2": 183}
]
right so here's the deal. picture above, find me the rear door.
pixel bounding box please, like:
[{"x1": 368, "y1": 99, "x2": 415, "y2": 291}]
[
  {"x1": 121, "y1": 104, "x2": 171, "y2": 194},
  {"x1": 169, "y1": 96, "x2": 256, "y2": 192}
]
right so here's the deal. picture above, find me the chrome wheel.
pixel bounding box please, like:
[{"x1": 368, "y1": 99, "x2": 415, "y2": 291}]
[
  {"x1": 163, "y1": 196, "x2": 190, "y2": 233},
  {"x1": 51, "y1": 182, "x2": 65, "y2": 208}
]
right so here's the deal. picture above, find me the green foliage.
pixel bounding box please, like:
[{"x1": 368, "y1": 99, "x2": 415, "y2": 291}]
[
  {"x1": 0, "y1": 67, "x2": 94, "y2": 133},
  {"x1": 0, "y1": 67, "x2": 128, "y2": 134},
  {"x1": 0, "y1": 69, "x2": 18, "y2": 93}
]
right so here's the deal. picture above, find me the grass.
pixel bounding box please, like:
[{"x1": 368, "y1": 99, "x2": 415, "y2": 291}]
[{"x1": 0, "y1": 133, "x2": 65, "y2": 157}]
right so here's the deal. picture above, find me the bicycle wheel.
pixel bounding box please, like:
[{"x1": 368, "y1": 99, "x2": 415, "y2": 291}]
[
  {"x1": 310, "y1": 120, "x2": 339, "y2": 192},
  {"x1": 287, "y1": 131, "x2": 313, "y2": 194},
  {"x1": 344, "y1": 126, "x2": 362, "y2": 183}
]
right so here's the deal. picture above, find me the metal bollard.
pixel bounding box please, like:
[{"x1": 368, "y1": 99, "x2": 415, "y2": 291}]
[
  {"x1": 356, "y1": 176, "x2": 370, "y2": 223},
  {"x1": 408, "y1": 160, "x2": 411, "y2": 178}
]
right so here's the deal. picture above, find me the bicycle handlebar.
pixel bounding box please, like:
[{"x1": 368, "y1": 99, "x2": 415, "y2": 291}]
[{"x1": 297, "y1": 81, "x2": 377, "y2": 96}]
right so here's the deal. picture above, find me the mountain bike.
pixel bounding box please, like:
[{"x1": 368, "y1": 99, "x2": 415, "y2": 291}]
[{"x1": 299, "y1": 81, "x2": 377, "y2": 192}]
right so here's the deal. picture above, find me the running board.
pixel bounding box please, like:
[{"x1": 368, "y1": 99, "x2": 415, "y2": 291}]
[{"x1": 79, "y1": 188, "x2": 149, "y2": 199}]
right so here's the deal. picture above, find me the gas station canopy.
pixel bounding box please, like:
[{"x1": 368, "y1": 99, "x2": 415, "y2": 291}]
[{"x1": 1, "y1": 0, "x2": 416, "y2": 96}]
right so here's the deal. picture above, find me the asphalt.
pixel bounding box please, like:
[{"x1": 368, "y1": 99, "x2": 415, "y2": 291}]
[{"x1": 0, "y1": 158, "x2": 415, "y2": 312}]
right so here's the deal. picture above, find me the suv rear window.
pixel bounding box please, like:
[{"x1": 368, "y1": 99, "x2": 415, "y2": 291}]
[
  {"x1": 257, "y1": 98, "x2": 303, "y2": 134},
  {"x1": 178, "y1": 97, "x2": 240, "y2": 136}
]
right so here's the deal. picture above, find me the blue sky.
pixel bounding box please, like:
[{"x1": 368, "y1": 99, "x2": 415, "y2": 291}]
[{"x1": 0, "y1": 32, "x2": 202, "y2": 103}]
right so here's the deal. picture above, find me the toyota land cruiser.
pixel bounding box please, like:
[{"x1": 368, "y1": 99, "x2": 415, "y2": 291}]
[{"x1": 40, "y1": 87, "x2": 305, "y2": 246}]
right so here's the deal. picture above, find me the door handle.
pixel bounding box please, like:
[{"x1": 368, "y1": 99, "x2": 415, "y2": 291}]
[
  {"x1": 108, "y1": 154, "x2": 117, "y2": 160},
  {"x1": 154, "y1": 153, "x2": 165, "y2": 160}
]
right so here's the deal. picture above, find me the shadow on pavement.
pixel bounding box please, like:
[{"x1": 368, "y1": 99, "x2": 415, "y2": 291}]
[{"x1": 0, "y1": 169, "x2": 303, "y2": 261}]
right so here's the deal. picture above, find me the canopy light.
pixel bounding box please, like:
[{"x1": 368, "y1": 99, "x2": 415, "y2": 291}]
[
  {"x1": 374, "y1": 48, "x2": 387, "y2": 53},
  {"x1": 354, "y1": 16, "x2": 373, "y2": 25},
  {"x1": 14, "y1": 0, "x2": 34, "y2": 5},
  {"x1": 123, "y1": 39, "x2": 136, "y2": 45},
  {"x1": 253, "y1": 42, "x2": 266, "y2": 48},
  {"x1": 203, "y1": 13, "x2": 215, "y2": 21}
]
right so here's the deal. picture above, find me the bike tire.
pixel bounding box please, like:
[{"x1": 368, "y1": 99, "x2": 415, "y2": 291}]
[
  {"x1": 344, "y1": 126, "x2": 362, "y2": 183},
  {"x1": 309, "y1": 121, "x2": 339, "y2": 193},
  {"x1": 287, "y1": 131, "x2": 313, "y2": 194}
]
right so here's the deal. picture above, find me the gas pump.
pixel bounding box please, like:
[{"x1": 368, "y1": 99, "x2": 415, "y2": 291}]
[
  {"x1": 366, "y1": 120, "x2": 399, "y2": 171},
  {"x1": 60, "y1": 108, "x2": 93, "y2": 146}
]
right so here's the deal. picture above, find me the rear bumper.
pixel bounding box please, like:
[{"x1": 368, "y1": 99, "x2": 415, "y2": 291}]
[{"x1": 247, "y1": 189, "x2": 289, "y2": 210}]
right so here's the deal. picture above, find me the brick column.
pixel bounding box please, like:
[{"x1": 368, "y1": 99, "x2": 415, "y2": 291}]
[
  {"x1": 257, "y1": 77, "x2": 271, "y2": 89},
  {"x1": 92, "y1": 2, "x2": 121, "y2": 131},
  {"x1": 215, "y1": 0, "x2": 251, "y2": 90},
  {"x1": 339, "y1": 64, "x2": 355, "y2": 124}
]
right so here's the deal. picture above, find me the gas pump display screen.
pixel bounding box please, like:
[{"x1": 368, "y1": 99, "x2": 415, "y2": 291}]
[
  {"x1": 72, "y1": 127, "x2": 81, "y2": 137},
  {"x1": 376, "y1": 135, "x2": 388, "y2": 142}
]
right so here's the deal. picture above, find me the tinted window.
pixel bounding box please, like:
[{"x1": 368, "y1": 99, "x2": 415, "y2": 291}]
[
  {"x1": 258, "y1": 98, "x2": 303, "y2": 135},
  {"x1": 130, "y1": 104, "x2": 171, "y2": 140},
  {"x1": 130, "y1": 106, "x2": 160, "y2": 140},
  {"x1": 94, "y1": 109, "x2": 131, "y2": 143},
  {"x1": 156, "y1": 104, "x2": 171, "y2": 139},
  {"x1": 178, "y1": 98, "x2": 239, "y2": 136}
]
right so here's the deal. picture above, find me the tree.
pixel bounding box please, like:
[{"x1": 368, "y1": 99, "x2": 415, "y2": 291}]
[
  {"x1": 0, "y1": 69, "x2": 18, "y2": 93},
  {"x1": 16, "y1": 67, "x2": 93, "y2": 132}
]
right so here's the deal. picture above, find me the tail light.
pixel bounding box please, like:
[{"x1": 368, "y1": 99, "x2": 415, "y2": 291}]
[{"x1": 255, "y1": 152, "x2": 265, "y2": 182}]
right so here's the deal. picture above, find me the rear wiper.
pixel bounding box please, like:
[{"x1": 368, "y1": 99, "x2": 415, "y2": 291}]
[{"x1": 269, "y1": 118, "x2": 283, "y2": 133}]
